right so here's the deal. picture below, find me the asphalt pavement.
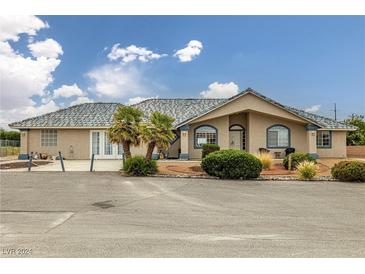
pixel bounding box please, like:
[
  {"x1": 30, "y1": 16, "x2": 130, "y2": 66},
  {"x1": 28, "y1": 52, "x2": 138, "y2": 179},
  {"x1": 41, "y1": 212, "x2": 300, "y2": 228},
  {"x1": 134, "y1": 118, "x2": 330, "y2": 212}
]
[{"x1": 1, "y1": 172, "x2": 364, "y2": 257}]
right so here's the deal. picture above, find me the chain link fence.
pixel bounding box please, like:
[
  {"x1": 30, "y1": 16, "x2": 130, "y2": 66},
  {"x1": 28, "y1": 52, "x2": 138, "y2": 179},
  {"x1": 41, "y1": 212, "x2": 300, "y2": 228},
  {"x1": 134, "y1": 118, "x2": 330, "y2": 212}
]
[{"x1": 0, "y1": 139, "x2": 20, "y2": 157}]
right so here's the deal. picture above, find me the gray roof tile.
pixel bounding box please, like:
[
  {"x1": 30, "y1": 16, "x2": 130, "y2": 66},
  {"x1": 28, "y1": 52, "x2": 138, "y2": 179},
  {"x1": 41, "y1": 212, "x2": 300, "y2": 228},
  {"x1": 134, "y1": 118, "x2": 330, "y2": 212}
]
[
  {"x1": 133, "y1": 98, "x2": 227, "y2": 126},
  {"x1": 9, "y1": 103, "x2": 120, "y2": 128},
  {"x1": 9, "y1": 89, "x2": 356, "y2": 130}
]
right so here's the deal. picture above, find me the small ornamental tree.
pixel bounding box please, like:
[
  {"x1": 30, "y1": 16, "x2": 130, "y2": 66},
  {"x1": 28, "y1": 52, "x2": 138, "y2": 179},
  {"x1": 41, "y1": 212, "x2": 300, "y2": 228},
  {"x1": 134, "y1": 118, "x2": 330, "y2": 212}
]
[
  {"x1": 108, "y1": 106, "x2": 143, "y2": 159},
  {"x1": 345, "y1": 114, "x2": 365, "y2": 146},
  {"x1": 140, "y1": 112, "x2": 175, "y2": 161}
]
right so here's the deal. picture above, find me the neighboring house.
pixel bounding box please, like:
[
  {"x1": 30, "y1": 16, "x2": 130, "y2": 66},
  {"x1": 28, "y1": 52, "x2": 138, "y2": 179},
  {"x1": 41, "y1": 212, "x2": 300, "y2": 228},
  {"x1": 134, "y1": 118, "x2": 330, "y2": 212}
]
[{"x1": 9, "y1": 88, "x2": 356, "y2": 160}]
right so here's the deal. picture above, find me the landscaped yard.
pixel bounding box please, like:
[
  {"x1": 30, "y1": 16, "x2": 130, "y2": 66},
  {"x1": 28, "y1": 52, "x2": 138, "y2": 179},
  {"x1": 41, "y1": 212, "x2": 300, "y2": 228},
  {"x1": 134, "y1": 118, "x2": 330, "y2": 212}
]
[
  {"x1": 157, "y1": 158, "x2": 364, "y2": 178},
  {"x1": 0, "y1": 160, "x2": 53, "y2": 169}
]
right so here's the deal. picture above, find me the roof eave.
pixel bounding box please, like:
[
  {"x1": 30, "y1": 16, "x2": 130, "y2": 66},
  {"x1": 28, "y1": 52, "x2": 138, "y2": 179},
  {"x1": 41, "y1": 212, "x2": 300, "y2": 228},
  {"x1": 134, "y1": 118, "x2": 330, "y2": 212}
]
[
  {"x1": 319, "y1": 127, "x2": 357, "y2": 131},
  {"x1": 9, "y1": 126, "x2": 111, "y2": 129}
]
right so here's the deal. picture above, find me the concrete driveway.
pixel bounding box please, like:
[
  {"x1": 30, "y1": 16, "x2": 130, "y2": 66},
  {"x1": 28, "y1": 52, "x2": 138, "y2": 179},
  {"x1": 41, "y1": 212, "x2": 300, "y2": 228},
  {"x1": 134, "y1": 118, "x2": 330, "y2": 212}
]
[
  {"x1": 0, "y1": 172, "x2": 364, "y2": 257},
  {"x1": 0, "y1": 159, "x2": 122, "y2": 172}
]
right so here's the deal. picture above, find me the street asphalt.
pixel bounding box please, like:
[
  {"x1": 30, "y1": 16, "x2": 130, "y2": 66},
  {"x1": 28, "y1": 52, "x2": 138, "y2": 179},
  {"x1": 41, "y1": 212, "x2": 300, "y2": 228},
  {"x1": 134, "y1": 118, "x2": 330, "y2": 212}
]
[{"x1": 0, "y1": 172, "x2": 364, "y2": 257}]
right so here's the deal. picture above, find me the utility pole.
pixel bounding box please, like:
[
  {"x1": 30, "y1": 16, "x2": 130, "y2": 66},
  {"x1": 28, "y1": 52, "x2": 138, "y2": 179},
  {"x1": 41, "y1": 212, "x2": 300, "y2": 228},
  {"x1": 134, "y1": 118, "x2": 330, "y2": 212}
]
[
  {"x1": 334, "y1": 103, "x2": 337, "y2": 121},
  {"x1": 331, "y1": 103, "x2": 337, "y2": 121}
]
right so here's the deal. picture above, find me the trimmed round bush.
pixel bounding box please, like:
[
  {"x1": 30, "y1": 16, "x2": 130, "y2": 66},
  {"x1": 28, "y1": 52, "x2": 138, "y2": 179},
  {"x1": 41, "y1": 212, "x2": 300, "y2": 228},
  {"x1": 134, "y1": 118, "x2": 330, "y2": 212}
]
[
  {"x1": 201, "y1": 149, "x2": 263, "y2": 179},
  {"x1": 331, "y1": 161, "x2": 365, "y2": 182},
  {"x1": 123, "y1": 156, "x2": 157, "y2": 176},
  {"x1": 283, "y1": 152, "x2": 316, "y2": 170},
  {"x1": 202, "y1": 144, "x2": 220, "y2": 158}
]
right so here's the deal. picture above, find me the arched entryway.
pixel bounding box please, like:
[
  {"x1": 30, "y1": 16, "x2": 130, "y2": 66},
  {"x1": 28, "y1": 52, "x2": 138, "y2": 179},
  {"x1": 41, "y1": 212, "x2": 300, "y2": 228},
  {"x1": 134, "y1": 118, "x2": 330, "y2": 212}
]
[{"x1": 229, "y1": 124, "x2": 246, "y2": 150}]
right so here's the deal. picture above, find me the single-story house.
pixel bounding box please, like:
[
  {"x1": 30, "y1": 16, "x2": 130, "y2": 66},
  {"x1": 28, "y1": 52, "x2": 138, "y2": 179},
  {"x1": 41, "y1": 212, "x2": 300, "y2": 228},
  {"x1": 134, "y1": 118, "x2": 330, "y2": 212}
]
[{"x1": 9, "y1": 88, "x2": 356, "y2": 160}]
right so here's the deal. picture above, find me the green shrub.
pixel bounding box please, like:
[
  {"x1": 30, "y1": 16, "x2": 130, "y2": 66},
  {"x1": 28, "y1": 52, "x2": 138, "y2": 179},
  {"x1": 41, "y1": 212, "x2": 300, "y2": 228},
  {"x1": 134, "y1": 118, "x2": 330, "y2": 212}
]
[
  {"x1": 297, "y1": 160, "x2": 318, "y2": 180},
  {"x1": 123, "y1": 156, "x2": 157, "y2": 176},
  {"x1": 202, "y1": 144, "x2": 220, "y2": 158},
  {"x1": 283, "y1": 152, "x2": 316, "y2": 170},
  {"x1": 331, "y1": 161, "x2": 365, "y2": 182},
  {"x1": 201, "y1": 149, "x2": 263, "y2": 179}
]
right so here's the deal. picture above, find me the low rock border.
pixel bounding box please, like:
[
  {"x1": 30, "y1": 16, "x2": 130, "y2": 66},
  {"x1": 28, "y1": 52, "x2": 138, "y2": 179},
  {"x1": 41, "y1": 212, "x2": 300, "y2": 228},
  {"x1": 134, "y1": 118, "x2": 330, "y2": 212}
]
[
  {"x1": 258, "y1": 175, "x2": 336, "y2": 181},
  {"x1": 120, "y1": 171, "x2": 336, "y2": 181}
]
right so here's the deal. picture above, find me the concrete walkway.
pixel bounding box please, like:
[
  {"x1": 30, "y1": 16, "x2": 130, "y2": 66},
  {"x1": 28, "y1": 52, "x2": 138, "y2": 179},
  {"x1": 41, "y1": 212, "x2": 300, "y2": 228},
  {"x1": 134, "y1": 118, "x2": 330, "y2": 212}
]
[{"x1": 1, "y1": 159, "x2": 122, "y2": 172}]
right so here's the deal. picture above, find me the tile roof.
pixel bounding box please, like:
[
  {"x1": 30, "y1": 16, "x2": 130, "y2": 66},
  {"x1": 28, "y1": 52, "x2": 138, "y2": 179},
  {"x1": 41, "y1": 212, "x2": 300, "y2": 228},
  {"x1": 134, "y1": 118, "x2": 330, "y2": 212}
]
[
  {"x1": 246, "y1": 89, "x2": 357, "y2": 130},
  {"x1": 9, "y1": 89, "x2": 356, "y2": 130},
  {"x1": 9, "y1": 103, "x2": 120, "y2": 128},
  {"x1": 133, "y1": 98, "x2": 227, "y2": 126}
]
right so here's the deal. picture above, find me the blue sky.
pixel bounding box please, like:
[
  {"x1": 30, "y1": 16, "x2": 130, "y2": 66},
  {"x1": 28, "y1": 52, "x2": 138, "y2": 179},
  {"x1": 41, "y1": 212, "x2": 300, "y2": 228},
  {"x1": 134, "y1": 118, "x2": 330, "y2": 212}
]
[{"x1": 0, "y1": 16, "x2": 364, "y2": 128}]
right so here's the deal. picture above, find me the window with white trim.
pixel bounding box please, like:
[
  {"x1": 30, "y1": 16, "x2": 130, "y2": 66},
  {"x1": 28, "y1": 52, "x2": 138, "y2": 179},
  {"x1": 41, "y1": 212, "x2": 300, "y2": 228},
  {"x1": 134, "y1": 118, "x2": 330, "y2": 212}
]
[
  {"x1": 118, "y1": 143, "x2": 124, "y2": 155},
  {"x1": 267, "y1": 125, "x2": 289, "y2": 148},
  {"x1": 92, "y1": 132, "x2": 100, "y2": 155},
  {"x1": 195, "y1": 126, "x2": 217, "y2": 148},
  {"x1": 41, "y1": 129, "x2": 57, "y2": 146},
  {"x1": 317, "y1": 131, "x2": 331, "y2": 148},
  {"x1": 104, "y1": 132, "x2": 113, "y2": 155}
]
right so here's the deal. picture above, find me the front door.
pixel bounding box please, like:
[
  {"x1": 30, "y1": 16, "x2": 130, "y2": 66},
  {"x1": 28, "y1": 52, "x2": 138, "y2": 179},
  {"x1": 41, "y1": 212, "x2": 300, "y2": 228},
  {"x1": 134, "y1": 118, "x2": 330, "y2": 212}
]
[{"x1": 229, "y1": 131, "x2": 242, "y2": 150}]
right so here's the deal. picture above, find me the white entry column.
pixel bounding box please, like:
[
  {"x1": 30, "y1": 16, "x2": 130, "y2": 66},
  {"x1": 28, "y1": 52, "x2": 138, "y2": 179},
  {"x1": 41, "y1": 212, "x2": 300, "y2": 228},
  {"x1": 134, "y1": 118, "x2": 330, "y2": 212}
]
[
  {"x1": 305, "y1": 124, "x2": 319, "y2": 159},
  {"x1": 179, "y1": 125, "x2": 189, "y2": 160}
]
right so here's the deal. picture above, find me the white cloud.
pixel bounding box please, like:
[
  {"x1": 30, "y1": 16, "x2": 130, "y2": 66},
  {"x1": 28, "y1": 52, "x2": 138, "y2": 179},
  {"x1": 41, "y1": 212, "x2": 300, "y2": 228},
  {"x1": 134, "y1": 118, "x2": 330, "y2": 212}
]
[
  {"x1": 21, "y1": 100, "x2": 60, "y2": 118},
  {"x1": 305, "y1": 104, "x2": 321, "y2": 113},
  {"x1": 0, "y1": 15, "x2": 64, "y2": 128},
  {"x1": 200, "y1": 82, "x2": 239, "y2": 98},
  {"x1": 0, "y1": 41, "x2": 15, "y2": 57},
  {"x1": 107, "y1": 44, "x2": 166, "y2": 63},
  {"x1": 126, "y1": 96, "x2": 158, "y2": 105},
  {"x1": 28, "y1": 38, "x2": 63, "y2": 59},
  {"x1": 0, "y1": 54, "x2": 61, "y2": 110},
  {"x1": 0, "y1": 100, "x2": 60, "y2": 129},
  {"x1": 86, "y1": 64, "x2": 145, "y2": 99},
  {"x1": 53, "y1": 84, "x2": 84, "y2": 98},
  {"x1": 174, "y1": 40, "x2": 203, "y2": 62},
  {"x1": 0, "y1": 15, "x2": 48, "y2": 42},
  {"x1": 70, "y1": 96, "x2": 94, "y2": 106}
]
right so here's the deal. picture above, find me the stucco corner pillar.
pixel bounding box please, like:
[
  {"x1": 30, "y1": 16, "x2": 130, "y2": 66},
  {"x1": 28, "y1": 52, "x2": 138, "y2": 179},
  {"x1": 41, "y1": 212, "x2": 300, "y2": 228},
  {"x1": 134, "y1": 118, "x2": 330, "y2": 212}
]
[
  {"x1": 179, "y1": 125, "x2": 189, "y2": 160},
  {"x1": 19, "y1": 129, "x2": 29, "y2": 159},
  {"x1": 305, "y1": 124, "x2": 319, "y2": 159},
  {"x1": 246, "y1": 112, "x2": 254, "y2": 154}
]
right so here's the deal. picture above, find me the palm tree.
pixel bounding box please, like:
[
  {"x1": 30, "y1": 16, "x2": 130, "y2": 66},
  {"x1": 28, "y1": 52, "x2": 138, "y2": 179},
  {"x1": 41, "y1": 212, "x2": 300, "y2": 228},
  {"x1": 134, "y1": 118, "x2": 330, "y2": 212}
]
[
  {"x1": 108, "y1": 105, "x2": 143, "y2": 159},
  {"x1": 141, "y1": 112, "x2": 175, "y2": 161}
]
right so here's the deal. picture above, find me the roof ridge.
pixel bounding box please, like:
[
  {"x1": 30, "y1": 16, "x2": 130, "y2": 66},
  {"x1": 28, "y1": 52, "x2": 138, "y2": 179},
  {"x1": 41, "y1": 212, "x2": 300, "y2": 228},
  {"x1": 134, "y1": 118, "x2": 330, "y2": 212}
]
[
  {"x1": 132, "y1": 97, "x2": 228, "y2": 106},
  {"x1": 136, "y1": 98, "x2": 228, "y2": 101}
]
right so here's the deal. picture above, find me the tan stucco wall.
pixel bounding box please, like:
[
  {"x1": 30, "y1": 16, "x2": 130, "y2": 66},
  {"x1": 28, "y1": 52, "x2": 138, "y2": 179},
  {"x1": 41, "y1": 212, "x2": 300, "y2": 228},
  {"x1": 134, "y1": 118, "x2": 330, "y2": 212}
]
[
  {"x1": 130, "y1": 142, "x2": 158, "y2": 157},
  {"x1": 188, "y1": 115, "x2": 229, "y2": 159},
  {"x1": 27, "y1": 129, "x2": 90, "y2": 159},
  {"x1": 317, "y1": 131, "x2": 347, "y2": 158},
  {"x1": 20, "y1": 130, "x2": 29, "y2": 154},
  {"x1": 247, "y1": 112, "x2": 308, "y2": 157},
  {"x1": 229, "y1": 112, "x2": 247, "y2": 128},
  {"x1": 191, "y1": 93, "x2": 308, "y2": 124},
  {"x1": 167, "y1": 136, "x2": 181, "y2": 158}
]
